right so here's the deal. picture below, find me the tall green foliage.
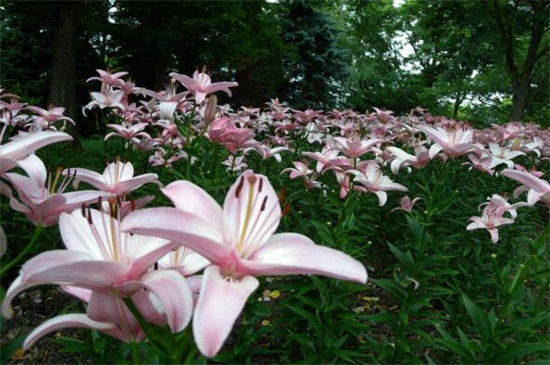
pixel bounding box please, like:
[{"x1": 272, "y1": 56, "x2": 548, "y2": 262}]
[{"x1": 279, "y1": 0, "x2": 350, "y2": 110}]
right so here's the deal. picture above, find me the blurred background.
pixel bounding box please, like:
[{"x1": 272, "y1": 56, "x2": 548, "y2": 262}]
[{"x1": 1, "y1": 0, "x2": 548, "y2": 136}]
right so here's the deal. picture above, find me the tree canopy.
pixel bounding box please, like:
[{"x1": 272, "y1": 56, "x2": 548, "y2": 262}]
[{"x1": 1, "y1": 0, "x2": 548, "y2": 128}]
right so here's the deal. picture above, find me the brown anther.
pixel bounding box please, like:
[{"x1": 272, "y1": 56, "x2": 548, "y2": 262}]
[
  {"x1": 86, "y1": 207, "x2": 93, "y2": 224},
  {"x1": 235, "y1": 176, "x2": 245, "y2": 198},
  {"x1": 247, "y1": 174, "x2": 257, "y2": 185},
  {"x1": 260, "y1": 196, "x2": 268, "y2": 212},
  {"x1": 81, "y1": 203, "x2": 87, "y2": 217},
  {"x1": 258, "y1": 177, "x2": 263, "y2": 193}
]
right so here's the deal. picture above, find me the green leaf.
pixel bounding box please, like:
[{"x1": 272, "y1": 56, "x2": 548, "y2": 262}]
[
  {"x1": 0, "y1": 335, "x2": 25, "y2": 364},
  {"x1": 434, "y1": 323, "x2": 477, "y2": 364},
  {"x1": 492, "y1": 342, "x2": 550, "y2": 364},
  {"x1": 286, "y1": 304, "x2": 317, "y2": 323},
  {"x1": 371, "y1": 278, "x2": 406, "y2": 301},
  {"x1": 388, "y1": 243, "x2": 415, "y2": 270},
  {"x1": 462, "y1": 294, "x2": 493, "y2": 342},
  {"x1": 406, "y1": 215, "x2": 425, "y2": 246}
]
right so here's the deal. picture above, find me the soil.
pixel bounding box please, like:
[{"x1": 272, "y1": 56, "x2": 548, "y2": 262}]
[{"x1": 1, "y1": 287, "x2": 94, "y2": 364}]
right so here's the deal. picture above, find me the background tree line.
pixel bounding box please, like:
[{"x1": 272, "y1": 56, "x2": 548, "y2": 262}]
[{"x1": 1, "y1": 0, "x2": 548, "y2": 136}]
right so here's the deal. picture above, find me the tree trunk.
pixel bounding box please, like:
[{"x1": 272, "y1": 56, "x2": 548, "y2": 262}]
[
  {"x1": 49, "y1": 2, "x2": 80, "y2": 148},
  {"x1": 493, "y1": 0, "x2": 548, "y2": 122}
]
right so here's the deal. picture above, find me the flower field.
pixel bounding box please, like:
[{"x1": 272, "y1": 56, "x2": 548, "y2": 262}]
[{"x1": 1, "y1": 69, "x2": 548, "y2": 364}]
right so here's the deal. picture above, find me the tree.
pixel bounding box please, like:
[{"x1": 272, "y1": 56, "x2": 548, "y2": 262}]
[
  {"x1": 491, "y1": 0, "x2": 549, "y2": 121},
  {"x1": 337, "y1": 0, "x2": 421, "y2": 113},
  {"x1": 278, "y1": 0, "x2": 350, "y2": 110}
]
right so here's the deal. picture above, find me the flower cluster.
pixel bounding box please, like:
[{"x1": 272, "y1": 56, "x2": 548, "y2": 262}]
[
  {"x1": 1, "y1": 66, "x2": 548, "y2": 361},
  {"x1": 0, "y1": 74, "x2": 367, "y2": 359}
]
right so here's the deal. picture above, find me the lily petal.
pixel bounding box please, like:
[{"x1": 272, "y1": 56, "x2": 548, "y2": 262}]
[
  {"x1": 122, "y1": 207, "x2": 229, "y2": 263},
  {"x1": 139, "y1": 270, "x2": 193, "y2": 333},
  {"x1": 246, "y1": 233, "x2": 368, "y2": 284},
  {"x1": 193, "y1": 265, "x2": 259, "y2": 357},
  {"x1": 224, "y1": 172, "x2": 281, "y2": 253},
  {"x1": 162, "y1": 180, "x2": 223, "y2": 222},
  {"x1": 23, "y1": 313, "x2": 116, "y2": 350}
]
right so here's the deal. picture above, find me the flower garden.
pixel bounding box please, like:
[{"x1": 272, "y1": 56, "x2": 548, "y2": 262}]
[{"x1": 0, "y1": 69, "x2": 549, "y2": 364}]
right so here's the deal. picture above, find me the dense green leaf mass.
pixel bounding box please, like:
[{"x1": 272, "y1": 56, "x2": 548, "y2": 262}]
[{"x1": 0, "y1": 0, "x2": 548, "y2": 127}]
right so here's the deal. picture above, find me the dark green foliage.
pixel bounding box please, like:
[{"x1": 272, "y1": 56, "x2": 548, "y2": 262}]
[{"x1": 278, "y1": 0, "x2": 350, "y2": 110}]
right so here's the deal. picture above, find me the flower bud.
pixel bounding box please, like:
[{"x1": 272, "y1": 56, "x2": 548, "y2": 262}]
[{"x1": 204, "y1": 95, "x2": 218, "y2": 125}]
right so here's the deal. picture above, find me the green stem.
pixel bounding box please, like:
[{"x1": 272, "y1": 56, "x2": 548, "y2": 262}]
[
  {"x1": 131, "y1": 341, "x2": 141, "y2": 365},
  {"x1": 0, "y1": 225, "x2": 44, "y2": 278},
  {"x1": 122, "y1": 297, "x2": 171, "y2": 356}
]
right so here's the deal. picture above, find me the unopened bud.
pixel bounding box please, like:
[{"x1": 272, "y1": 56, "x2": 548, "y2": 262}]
[{"x1": 204, "y1": 95, "x2": 218, "y2": 125}]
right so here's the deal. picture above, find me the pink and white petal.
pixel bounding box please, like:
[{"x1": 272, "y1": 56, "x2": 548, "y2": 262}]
[
  {"x1": 107, "y1": 161, "x2": 134, "y2": 182},
  {"x1": 68, "y1": 168, "x2": 110, "y2": 191},
  {"x1": 87, "y1": 291, "x2": 136, "y2": 324},
  {"x1": 128, "y1": 235, "x2": 172, "y2": 262},
  {"x1": 59, "y1": 210, "x2": 111, "y2": 258},
  {"x1": 161, "y1": 180, "x2": 223, "y2": 222},
  {"x1": 23, "y1": 313, "x2": 116, "y2": 350},
  {"x1": 245, "y1": 233, "x2": 368, "y2": 284},
  {"x1": 466, "y1": 219, "x2": 486, "y2": 231},
  {"x1": 492, "y1": 217, "x2": 515, "y2": 227},
  {"x1": 501, "y1": 169, "x2": 550, "y2": 193},
  {"x1": 122, "y1": 207, "x2": 228, "y2": 263},
  {"x1": 488, "y1": 228, "x2": 500, "y2": 243},
  {"x1": 61, "y1": 285, "x2": 92, "y2": 302},
  {"x1": 223, "y1": 172, "x2": 281, "y2": 250},
  {"x1": 25, "y1": 260, "x2": 128, "y2": 290},
  {"x1": 194, "y1": 92, "x2": 208, "y2": 105},
  {"x1": 527, "y1": 189, "x2": 547, "y2": 206},
  {"x1": 140, "y1": 270, "x2": 193, "y2": 333},
  {"x1": 2, "y1": 250, "x2": 94, "y2": 318},
  {"x1": 372, "y1": 190, "x2": 388, "y2": 207},
  {"x1": 114, "y1": 173, "x2": 160, "y2": 195},
  {"x1": 193, "y1": 265, "x2": 259, "y2": 357},
  {"x1": 1, "y1": 131, "x2": 72, "y2": 161},
  {"x1": 428, "y1": 144, "x2": 443, "y2": 159},
  {"x1": 62, "y1": 190, "x2": 108, "y2": 207},
  {"x1": 2, "y1": 276, "x2": 27, "y2": 318},
  {"x1": 130, "y1": 240, "x2": 183, "y2": 275},
  {"x1": 170, "y1": 73, "x2": 199, "y2": 90},
  {"x1": 85, "y1": 292, "x2": 147, "y2": 343},
  {"x1": 16, "y1": 154, "x2": 47, "y2": 186}
]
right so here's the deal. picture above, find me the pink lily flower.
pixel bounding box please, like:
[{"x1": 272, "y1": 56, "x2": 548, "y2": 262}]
[
  {"x1": 466, "y1": 204, "x2": 515, "y2": 243},
  {"x1": 0, "y1": 131, "x2": 72, "y2": 174},
  {"x1": 420, "y1": 125, "x2": 479, "y2": 158},
  {"x1": 83, "y1": 89, "x2": 126, "y2": 115},
  {"x1": 25, "y1": 105, "x2": 75, "y2": 127},
  {"x1": 386, "y1": 145, "x2": 431, "y2": 174},
  {"x1": 2, "y1": 208, "x2": 193, "y2": 340},
  {"x1": 121, "y1": 171, "x2": 367, "y2": 357},
  {"x1": 170, "y1": 70, "x2": 238, "y2": 104},
  {"x1": 281, "y1": 161, "x2": 313, "y2": 179},
  {"x1": 22, "y1": 280, "x2": 182, "y2": 349},
  {"x1": 64, "y1": 158, "x2": 161, "y2": 197},
  {"x1": 331, "y1": 136, "x2": 382, "y2": 159},
  {"x1": 347, "y1": 162, "x2": 409, "y2": 206},
  {"x1": 391, "y1": 196, "x2": 421, "y2": 213},
  {"x1": 486, "y1": 143, "x2": 525, "y2": 170},
  {"x1": 479, "y1": 194, "x2": 527, "y2": 219},
  {"x1": 86, "y1": 69, "x2": 129, "y2": 86},
  {"x1": 501, "y1": 168, "x2": 550, "y2": 207},
  {"x1": 2, "y1": 155, "x2": 107, "y2": 227},
  {"x1": 104, "y1": 122, "x2": 152, "y2": 143}
]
